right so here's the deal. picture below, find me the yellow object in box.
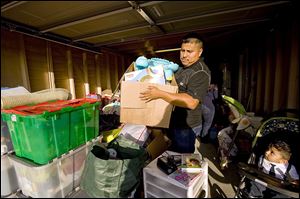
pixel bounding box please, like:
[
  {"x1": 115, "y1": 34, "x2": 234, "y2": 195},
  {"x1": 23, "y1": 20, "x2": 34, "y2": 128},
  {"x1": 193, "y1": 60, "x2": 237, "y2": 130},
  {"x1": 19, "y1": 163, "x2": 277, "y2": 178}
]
[{"x1": 102, "y1": 129, "x2": 122, "y2": 143}]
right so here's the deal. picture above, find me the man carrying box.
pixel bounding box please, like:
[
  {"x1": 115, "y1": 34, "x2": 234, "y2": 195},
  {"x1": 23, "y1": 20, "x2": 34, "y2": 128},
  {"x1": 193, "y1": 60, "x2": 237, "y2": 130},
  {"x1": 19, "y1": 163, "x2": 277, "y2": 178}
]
[{"x1": 140, "y1": 32, "x2": 211, "y2": 153}]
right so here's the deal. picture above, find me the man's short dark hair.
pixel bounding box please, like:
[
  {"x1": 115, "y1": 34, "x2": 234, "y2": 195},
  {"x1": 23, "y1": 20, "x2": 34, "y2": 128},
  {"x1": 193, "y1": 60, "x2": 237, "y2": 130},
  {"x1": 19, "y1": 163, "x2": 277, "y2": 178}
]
[
  {"x1": 182, "y1": 32, "x2": 204, "y2": 48},
  {"x1": 182, "y1": 32, "x2": 201, "y2": 40}
]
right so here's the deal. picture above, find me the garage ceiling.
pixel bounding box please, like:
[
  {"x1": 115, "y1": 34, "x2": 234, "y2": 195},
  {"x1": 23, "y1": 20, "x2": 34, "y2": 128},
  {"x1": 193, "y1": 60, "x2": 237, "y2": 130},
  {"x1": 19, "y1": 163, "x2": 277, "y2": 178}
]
[{"x1": 1, "y1": 1, "x2": 295, "y2": 56}]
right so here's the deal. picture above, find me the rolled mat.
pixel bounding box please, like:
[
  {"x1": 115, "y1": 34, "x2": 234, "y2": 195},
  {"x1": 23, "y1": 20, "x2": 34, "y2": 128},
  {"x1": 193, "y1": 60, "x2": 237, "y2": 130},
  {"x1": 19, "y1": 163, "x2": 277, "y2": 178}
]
[{"x1": 1, "y1": 88, "x2": 71, "y2": 109}]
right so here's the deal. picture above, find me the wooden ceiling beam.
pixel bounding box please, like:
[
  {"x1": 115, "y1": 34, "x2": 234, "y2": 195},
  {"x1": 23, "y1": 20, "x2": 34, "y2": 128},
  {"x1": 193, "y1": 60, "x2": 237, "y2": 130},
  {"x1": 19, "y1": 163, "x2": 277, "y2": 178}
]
[
  {"x1": 156, "y1": 1, "x2": 290, "y2": 25},
  {"x1": 75, "y1": 1, "x2": 289, "y2": 46},
  {"x1": 40, "y1": 1, "x2": 164, "y2": 33},
  {"x1": 1, "y1": 1, "x2": 27, "y2": 13},
  {"x1": 94, "y1": 18, "x2": 270, "y2": 47}
]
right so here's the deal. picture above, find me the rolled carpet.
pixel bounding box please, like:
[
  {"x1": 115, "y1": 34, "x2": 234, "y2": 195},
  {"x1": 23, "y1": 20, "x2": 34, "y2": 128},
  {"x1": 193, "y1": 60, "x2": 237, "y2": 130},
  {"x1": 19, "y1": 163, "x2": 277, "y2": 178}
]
[{"x1": 1, "y1": 88, "x2": 71, "y2": 109}]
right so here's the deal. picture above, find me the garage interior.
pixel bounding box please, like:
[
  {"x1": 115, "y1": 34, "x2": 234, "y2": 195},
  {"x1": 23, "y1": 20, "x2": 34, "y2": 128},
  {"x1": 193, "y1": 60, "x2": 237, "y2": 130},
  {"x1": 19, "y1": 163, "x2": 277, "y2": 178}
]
[
  {"x1": 1, "y1": 1, "x2": 299, "y2": 115},
  {"x1": 1, "y1": 1, "x2": 299, "y2": 198}
]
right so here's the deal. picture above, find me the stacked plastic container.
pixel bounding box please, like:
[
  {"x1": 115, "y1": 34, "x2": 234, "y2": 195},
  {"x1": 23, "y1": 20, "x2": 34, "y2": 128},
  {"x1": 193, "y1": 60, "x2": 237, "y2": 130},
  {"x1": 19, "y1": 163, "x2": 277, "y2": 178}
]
[
  {"x1": 8, "y1": 136, "x2": 100, "y2": 198},
  {"x1": 1, "y1": 98, "x2": 100, "y2": 197},
  {"x1": 1, "y1": 87, "x2": 29, "y2": 197},
  {"x1": 143, "y1": 151, "x2": 209, "y2": 198},
  {"x1": 1, "y1": 118, "x2": 19, "y2": 197}
]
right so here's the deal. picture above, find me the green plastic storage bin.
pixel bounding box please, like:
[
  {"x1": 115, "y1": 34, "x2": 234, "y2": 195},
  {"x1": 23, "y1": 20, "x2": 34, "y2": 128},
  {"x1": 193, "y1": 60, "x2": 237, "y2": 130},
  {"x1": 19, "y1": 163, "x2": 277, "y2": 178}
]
[
  {"x1": 1, "y1": 99, "x2": 100, "y2": 165},
  {"x1": 69, "y1": 102, "x2": 100, "y2": 149}
]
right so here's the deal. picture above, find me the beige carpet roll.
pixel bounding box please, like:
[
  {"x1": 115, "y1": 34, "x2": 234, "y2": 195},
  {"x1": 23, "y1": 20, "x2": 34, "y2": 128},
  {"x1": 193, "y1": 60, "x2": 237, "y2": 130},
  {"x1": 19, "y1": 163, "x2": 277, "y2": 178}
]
[{"x1": 1, "y1": 88, "x2": 71, "y2": 109}]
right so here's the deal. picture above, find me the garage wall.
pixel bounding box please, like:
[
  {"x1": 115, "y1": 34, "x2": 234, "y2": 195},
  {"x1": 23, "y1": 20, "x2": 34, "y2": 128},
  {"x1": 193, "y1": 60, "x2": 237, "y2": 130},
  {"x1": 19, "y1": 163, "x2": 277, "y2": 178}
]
[
  {"x1": 51, "y1": 43, "x2": 70, "y2": 90},
  {"x1": 1, "y1": 29, "x2": 132, "y2": 98},
  {"x1": 2, "y1": 19, "x2": 298, "y2": 115},
  {"x1": 1, "y1": 30, "x2": 30, "y2": 90},
  {"x1": 237, "y1": 17, "x2": 299, "y2": 115},
  {"x1": 23, "y1": 36, "x2": 50, "y2": 91}
]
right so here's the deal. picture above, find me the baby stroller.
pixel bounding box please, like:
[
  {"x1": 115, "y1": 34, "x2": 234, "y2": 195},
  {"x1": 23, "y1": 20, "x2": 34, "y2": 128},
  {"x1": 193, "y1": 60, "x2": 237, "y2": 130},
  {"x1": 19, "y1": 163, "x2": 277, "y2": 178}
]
[
  {"x1": 234, "y1": 109, "x2": 299, "y2": 198},
  {"x1": 217, "y1": 95, "x2": 262, "y2": 169}
]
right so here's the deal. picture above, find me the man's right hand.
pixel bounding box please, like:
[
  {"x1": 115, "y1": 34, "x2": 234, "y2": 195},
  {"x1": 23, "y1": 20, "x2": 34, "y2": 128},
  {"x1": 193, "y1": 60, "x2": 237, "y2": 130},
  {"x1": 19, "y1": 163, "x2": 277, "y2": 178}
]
[{"x1": 139, "y1": 86, "x2": 162, "y2": 102}]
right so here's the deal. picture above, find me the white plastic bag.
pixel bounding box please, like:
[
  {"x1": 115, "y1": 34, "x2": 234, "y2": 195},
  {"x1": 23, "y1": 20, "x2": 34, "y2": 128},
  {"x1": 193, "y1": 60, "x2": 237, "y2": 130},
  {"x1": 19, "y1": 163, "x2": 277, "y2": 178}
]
[{"x1": 119, "y1": 124, "x2": 150, "y2": 146}]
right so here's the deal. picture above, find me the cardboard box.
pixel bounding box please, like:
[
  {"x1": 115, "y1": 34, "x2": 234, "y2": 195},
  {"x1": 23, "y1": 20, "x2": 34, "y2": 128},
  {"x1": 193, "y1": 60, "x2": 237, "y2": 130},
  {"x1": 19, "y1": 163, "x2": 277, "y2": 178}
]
[
  {"x1": 120, "y1": 62, "x2": 178, "y2": 128},
  {"x1": 146, "y1": 128, "x2": 171, "y2": 160}
]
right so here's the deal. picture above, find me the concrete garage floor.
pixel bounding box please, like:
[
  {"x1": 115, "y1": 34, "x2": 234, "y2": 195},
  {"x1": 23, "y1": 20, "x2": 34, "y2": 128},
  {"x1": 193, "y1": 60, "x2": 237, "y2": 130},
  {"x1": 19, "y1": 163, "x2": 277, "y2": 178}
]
[{"x1": 195, "y1": 138, "x2": 241, "y2": 198}]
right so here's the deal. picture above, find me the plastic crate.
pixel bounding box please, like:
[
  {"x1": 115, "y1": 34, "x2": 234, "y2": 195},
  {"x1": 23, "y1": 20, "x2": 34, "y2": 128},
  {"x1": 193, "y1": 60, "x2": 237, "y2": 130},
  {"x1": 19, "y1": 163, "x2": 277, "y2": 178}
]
[
  {"x1": 8, "y1": 137, "x2": 99, "y2": 198},
  {"x1": 1, "y1": 99, "x2": 100, "y2": 165},
  {"x1": 143, "y1": 151, "x2": 208, "y2": 198},
  {"x1": 1, "y1": 153, "x2": 19, "y2": 197}
]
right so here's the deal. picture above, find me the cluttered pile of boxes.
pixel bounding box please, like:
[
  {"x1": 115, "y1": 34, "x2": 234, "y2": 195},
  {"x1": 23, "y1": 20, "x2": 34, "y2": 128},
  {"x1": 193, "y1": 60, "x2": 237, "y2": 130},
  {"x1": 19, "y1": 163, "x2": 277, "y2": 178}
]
[
  {"x1": 102, "y1": 56, "x2": 179, "y2": 160},
  {"x1": 1, "y1": 56, "x2": 183, "y2": 198}
]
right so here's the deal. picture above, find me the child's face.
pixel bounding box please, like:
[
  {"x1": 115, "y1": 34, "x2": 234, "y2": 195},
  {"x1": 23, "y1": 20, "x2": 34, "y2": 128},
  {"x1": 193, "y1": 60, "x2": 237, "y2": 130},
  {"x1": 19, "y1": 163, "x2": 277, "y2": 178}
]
[{"x1": 265, "y1": 146, "x2": 287, "y2": 164}]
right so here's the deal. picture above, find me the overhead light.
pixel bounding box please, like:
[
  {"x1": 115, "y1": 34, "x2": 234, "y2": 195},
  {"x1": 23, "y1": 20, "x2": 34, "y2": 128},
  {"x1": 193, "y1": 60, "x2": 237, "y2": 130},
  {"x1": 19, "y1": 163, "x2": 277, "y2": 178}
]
[{"x1": 155, "y1": 48, "x2": 181, "y2": 53}]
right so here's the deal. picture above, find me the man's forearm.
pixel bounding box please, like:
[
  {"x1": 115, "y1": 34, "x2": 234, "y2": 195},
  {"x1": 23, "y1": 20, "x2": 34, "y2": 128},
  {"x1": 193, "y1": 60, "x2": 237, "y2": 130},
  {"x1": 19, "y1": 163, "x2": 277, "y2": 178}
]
[{"x1": 159, "y1": 91, "x2": 199, "y2": 110}]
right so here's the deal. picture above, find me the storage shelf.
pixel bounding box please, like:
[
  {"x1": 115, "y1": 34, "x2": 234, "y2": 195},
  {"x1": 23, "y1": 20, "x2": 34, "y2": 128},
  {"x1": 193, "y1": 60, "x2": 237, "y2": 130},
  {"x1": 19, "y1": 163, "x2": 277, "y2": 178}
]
[
  {"x1": 143, "y1": 151, "x2": 208, "y2": 198},
  {"x1": 145, "y1": 181, "x2": 179, "y2": 198}
]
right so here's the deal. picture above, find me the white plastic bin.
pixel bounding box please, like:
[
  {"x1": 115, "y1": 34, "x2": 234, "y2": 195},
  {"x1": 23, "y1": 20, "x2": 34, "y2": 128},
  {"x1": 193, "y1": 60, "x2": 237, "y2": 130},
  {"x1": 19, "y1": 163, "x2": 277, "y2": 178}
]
[
  {"x1": 143, "y1": 151, "x2": 208, "y2": 198},
  {"x1": 8, "y1": 137, "x2": 99, "y2": 198},
  {"x1": 1, "y1": 153, "x2": 19, "y2": 197},
  {"x1": 1, "y1": 86, "x2": 30, "y2": 153},
  {"x1": 1, "y1": 108, "x2": 19, "y2": 197}
]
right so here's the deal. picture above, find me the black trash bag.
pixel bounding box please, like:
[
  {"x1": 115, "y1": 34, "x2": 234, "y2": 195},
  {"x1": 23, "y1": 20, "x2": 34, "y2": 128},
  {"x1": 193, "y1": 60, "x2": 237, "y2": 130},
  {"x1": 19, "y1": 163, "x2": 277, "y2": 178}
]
[
  {"x1": 99, "y1": 113, "x2": 120, "y2": 132},
  {"x1": 80, "y1": 135, "x2": 148, "y2": 198}
]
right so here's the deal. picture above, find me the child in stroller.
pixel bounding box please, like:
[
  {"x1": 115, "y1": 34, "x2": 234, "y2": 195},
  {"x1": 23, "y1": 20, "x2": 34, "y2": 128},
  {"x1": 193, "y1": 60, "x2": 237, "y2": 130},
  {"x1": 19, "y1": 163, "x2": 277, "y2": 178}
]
[
  {"x1": 246, "y1": 139, "x2": 299, "y2": 198},
  {"x1": 235, "y1": 113, "x2": 299, "y2": 198}
]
